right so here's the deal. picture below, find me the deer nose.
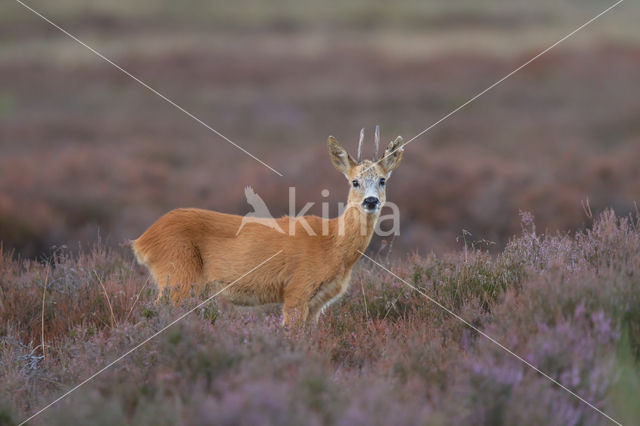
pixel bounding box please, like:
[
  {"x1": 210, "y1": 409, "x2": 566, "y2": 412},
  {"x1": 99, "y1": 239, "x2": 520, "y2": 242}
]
[{"x1": 362, "y1": 197, "x2": 380, "y2": 210}]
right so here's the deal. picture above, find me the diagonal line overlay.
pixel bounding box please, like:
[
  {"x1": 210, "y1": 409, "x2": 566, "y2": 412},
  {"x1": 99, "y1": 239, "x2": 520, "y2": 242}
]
[
  {"x1": 358, "y1": 250, "x2": 622, "y2": 426},
  {"x1": 13, "y1": 0, "x2": 284, "y2": 177},
  {"x1": 12, "y1": 0, "x2": 628, "y2": 424},
  {"x1": 19, "y1": 250, "x2": 283, "y2": 426},
  {"x1": 371, "y1": 0, "x2": 624, "y2": 173}
]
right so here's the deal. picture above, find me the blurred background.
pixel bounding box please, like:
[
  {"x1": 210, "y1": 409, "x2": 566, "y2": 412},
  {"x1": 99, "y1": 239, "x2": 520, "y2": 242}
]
[{"x1": 1, "y1": 0, "x2": 639, "y2": 259}]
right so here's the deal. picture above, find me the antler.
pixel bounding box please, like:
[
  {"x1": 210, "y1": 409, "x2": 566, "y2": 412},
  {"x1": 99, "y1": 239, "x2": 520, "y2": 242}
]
[
  {"x1": 357, "y1": 128, "x2": 364, "y2": 163},
  {"x1": 374, "y1": 125, "x2": 380, "y2": 160}
]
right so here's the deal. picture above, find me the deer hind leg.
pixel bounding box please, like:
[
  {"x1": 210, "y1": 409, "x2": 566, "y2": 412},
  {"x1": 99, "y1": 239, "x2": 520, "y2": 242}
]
[{"x1": 135, "y1": 241, "x2": 205, "y2": 305}]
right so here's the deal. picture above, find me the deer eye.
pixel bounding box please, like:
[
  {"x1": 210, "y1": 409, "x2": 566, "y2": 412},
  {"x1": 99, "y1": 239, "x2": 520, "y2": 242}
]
[
  {"x1": 379, "y1": 178, "x2": 386, "y2": 187},
  {"x1": 352, "y1": 180, "x2": 360, "y2": 188}
]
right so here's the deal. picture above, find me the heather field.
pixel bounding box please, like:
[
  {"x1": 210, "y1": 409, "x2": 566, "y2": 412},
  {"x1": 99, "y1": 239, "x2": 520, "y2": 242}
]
[
  {"x1": 2, "y1": 1, "x2": 640, "y2": 425},
  {"x1": 1, "y1": 211, "x2": 639, "y2": 425}
]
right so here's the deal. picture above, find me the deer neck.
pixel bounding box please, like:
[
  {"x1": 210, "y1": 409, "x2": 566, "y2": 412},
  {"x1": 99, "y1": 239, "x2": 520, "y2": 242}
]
[{"x1": 331, "y1": 204, "x2": 378, "y2": 267}]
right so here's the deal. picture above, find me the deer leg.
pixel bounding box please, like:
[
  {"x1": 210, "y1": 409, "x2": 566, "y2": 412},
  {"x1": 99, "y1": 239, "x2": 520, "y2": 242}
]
[
  {"x1": 308, "y1": 279, "x2": 347, "y2": 323},
  {"x1": 282, "y1": 277, "x2": 317, "y2": 326},
  {"x1": 282, "y1": 301, "x2": 309, "y2": 327},
  {"x1": 147, "y1": 263, "x2": 202, "y2": 305},
  {"x1": 154, "y1": 273, "x2": 169, "y2": 304}
]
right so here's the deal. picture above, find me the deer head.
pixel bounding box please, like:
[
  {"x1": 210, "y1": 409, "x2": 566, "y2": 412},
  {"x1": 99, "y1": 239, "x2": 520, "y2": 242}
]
[{"x1": 328, "y1": 127, "x2": 404, "y2": 215}]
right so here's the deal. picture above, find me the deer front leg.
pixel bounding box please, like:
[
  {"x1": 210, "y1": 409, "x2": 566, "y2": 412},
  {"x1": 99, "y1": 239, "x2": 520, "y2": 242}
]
[
  {"x1": 308, "y1": 278, "x2": 348, "y2": 323},
  {"x1": 281, "y1": 278, "x2": 317, "y2": 327},
  {"x1": 282, "y1": 301, "x2": 309, "y2": 327}
]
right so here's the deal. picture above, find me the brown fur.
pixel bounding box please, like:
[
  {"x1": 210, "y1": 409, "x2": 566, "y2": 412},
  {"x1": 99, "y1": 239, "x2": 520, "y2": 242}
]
[{"x1": 132, "y1": 135, "x2": 404, "y2": 325}]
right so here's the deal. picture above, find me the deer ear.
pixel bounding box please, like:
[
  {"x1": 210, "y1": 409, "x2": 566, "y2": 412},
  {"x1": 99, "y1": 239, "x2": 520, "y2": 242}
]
[
  {"x1": 328, "y1": 136, "x2": 356, "y2": 177},
  {"x1": 381, "y1": 136, "x2": 404, "y2": 175}
]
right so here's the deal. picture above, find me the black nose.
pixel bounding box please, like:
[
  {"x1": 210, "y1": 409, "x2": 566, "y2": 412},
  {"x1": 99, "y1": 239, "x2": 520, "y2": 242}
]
[{"x1": 363, "y1": 197, "x2": 380, "y2": 209}]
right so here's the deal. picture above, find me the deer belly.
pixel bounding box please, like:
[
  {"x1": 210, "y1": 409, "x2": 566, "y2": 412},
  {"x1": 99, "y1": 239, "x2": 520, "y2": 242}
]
[{"x1": 217, "y1": 280, "x2": 283, "y2": 306}]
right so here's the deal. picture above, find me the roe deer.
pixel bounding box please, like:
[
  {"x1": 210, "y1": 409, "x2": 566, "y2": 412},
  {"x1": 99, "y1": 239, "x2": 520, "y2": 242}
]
[{"x1": 132, "y1": 129, "x2": 404, "y2": 325}]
